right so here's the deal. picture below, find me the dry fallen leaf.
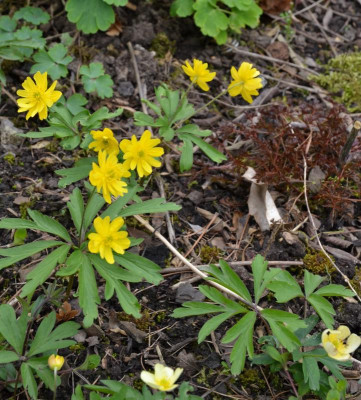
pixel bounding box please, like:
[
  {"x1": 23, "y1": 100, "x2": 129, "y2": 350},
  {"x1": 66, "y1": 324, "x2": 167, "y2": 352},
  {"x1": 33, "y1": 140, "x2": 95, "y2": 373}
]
[
  {"x1": 259, "y1": 0, "x2": 291, "y2": 14},
  {"x1": 56, "y1": 301, "x2": 79, "y2": 322},
  {"x1": 106, "y1": 17, "x2": 123, "y2": 36}
]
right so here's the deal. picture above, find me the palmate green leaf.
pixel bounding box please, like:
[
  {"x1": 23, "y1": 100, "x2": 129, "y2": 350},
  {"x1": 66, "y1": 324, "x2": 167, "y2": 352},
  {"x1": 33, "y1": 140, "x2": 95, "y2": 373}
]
[
  {"x1": 21, "y1": 245, "x2": 70, "y2": 297},
  {"x1": 14, "y1": 6, "x2": 50, "y2": 25},
  {"x1": 21, "y1": 363, "x2": 38, "y2": 400},
  {"x1": 229, "y1": 3, "x2": 262, "y2": 29},
  {"x1": 80, "y1": 62, "x2": 113, "y2": 99},
  {"x1": 66, "y1": 94, "x2": 88, "y2": 115},
  {"x1": 170, "y1": 0, "x2": 195, "y2": 17},
  {"x1": 66, "y1": 0, "x2": 115, "y2": 34},
  {"x1": 115, "y1": 252, "x2": 163, "y2": 285},
  {"x1": 0, "y1": 240, "x2": 63, "y2": 271},
  {"x1": 266, "y1": 269, "x2": 304, "y2": 302},
  {"x1": 30, "y1": 43, "x2": 73, "y2": 80},
  {"x1": 179, "y1": 136, "x2": 193, "y2": 172},
  {"x1": 156, "y1": 87, "x2": 180, "y2": 119},
  {"x1": 119, "y1": 198, "x2": 181, "y2": 217},
  {"x1": 304, "y1": 270, "x2": 324, "y2": 297},
  {"x1": 187, "y1": 134, "x2": 227, "y2": 163},
  {"x1": 67, "y1": 187, "x2": 84, "y2": 235},
  {"x1": 90, "y1": 254, "x2": 141, "y2": 318},
  {"x1": 0, "y1": 305, "x2": 28, "y2": 354},
  {"x1": 83, "y1": 107, "x2": 123, "y2": 130},
  {"x1": 307, "y1": 294, "x2": 335, "y2": 329},
  {"x1": 28, "y1": 311, "x2": 79, "y2": 356},
  {"x1": 79, "y1": 253, "x2": 100, "y2": 327},
  {"x1": 194, "y1": 0, "x2": 229, "y2": 37},
  {"x1": 27, "y1": 209, "x2": 72, "y2": 242},
  {"x1": 0, "y1": 351, "x2": 20, "y2": 363}
]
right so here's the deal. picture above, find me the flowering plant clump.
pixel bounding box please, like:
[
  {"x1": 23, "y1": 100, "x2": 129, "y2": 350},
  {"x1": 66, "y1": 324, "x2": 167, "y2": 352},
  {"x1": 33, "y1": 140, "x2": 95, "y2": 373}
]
[
  {"x1": 227, "y1": 62, "x2": 263, "y2": 103},
  {"x1": 88, "y1": 216, "x2": 130, "y2": 264},
  {"x1": 89, "y1": 150, "x2": 130, "y2": 203},
  {"x1": 322, "y1": 325, "x2": 361, "y2": 361},
  {"x1": 89, "y1": 128, "x2": 120, "y2": 156},
  {"x1": 48, "y1": 354, "x2": 65, "y2": 372},
  {"x1": 119, "y1": 130, "x2": 164, "y2": 178},
  {"x1": 17, "y1": 71, "x2": 62, "y2": 120},
  {"x1": 182, "y1": 59, "x2": 216, "y2": 91},
  {"x1": 140, "y1": 363, "x2": 183, "y2": 392}
]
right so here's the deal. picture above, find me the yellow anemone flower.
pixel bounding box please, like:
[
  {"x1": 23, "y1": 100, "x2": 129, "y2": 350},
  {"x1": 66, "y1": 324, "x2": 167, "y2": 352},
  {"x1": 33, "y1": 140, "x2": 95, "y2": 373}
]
[
  {"x1": 88, "y1": 216, "x2": 130, "y2": 264},
  {"x1": 48, "y1": 354, "x2": 65, "y2": 372},
  {"x1": 227, "y1": 62, "x2": 263, "y2": 103},
  {"x1": 140, "y1": 363, "x2": 183, "y2": 392},
  {"x1": 17, "y1": 71, "x2": 62, "y2": 120},
  {"x1": 89, "y1": 150, "x2": 130, "y2": 204},
  {"x1": 89, "y1": 128, "x2": 120, "y2": 156},
  {"x1": 322, "y1": 325, "x2": 361, "y2": 361},
  {"x1": 119, "y1": 130, "x2": 164, "y2": 178},
  {"x1": 182, "y1": 59, "x2": 216, "y2": 91}
]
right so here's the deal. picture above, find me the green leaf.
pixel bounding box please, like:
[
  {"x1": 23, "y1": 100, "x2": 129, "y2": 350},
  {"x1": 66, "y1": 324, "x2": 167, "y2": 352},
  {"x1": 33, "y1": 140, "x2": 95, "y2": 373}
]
[
  {"x1": 187, "y1": 134, "x2": 226, "y2": 164},
  {"x1": 214, "y1": 29, "x2": 228, "y2": 45},
  {"x1": 79, "y1": 253, "x2": 100, "y2": 327},
  {"x1": 223, "y1": 310, "x2": 256, "y2": 343},
  {"x1": 0, "y1": 351, "x2": 20, "y2": 363},
  {"x1": 194, "y1": 0, "x2": 229, "y2": 37},
  {"x1": 266, "y1": 269, "x2": 304, "y2": 302},
  {"x1": 57, "y1": 249, "x2": 82, "y2": 277},
  {"x1": 104, "y1": 0, "x2": 128, "y2": 5},
  {"x1": 0, "y1": 218, "x2": 38, "y2": 230},
  {"x1": 80, "y1": 62, "x2": 113, "y2": 98},
  {"x1": 13, "y1": 228, "x2": 27, "y2": 245},
  {"x1": 66, "y1": 94, "x2": 88, "y2": 115},
  {"x1": 31, "y1": 43, "x2": 72, "y2": 80},
  {"x1": 308, "y1": 294, "x2": 335, "y2": 329},
  {"x1": 303, "y1": 356, "x2": 321, "y2": 391},
  {"x1": 133, "y1": 112, "x2": 156, "y2": 127},
  {"x1": 21, "y1": 245, "x2": 70, "y2": 298},
  {"x1": 198, "y1": 312, "x2": 234, "y2": 343},
  {"x1": 179, "y1": 136, "x2": 193, "y2": 172},
  {"x1": 82, "y1": 190, "x2": 106, "y2": 234},
  {"x1": 27, "y1": 209, "x2": 72, "y2": 242},
  {"x1": 0, "y1": 305, "x2": 28, "y2": 354},
  {"x1": 304, "y1": 270, "x2": 324, "y2": 298},
  {"x1": 65, "y1": 0, "x2": 115, "y2": 34},
  {"x1": 21, "y1": 363, "x2": 38, "y2": 400},
  {"x1": 67, "y1": 188, "x2": 84, "y2": 235},
  {"x1": 100, "y1": 184, "x2": 139, "y2": 220},
  {"x1": 119, "y1": 198, "x2": 181, "y2": 217},
  {"x1": 55, "y1": 159, "x2": 93, "y2": 188},
  {"x1": 78, "y1": 354, "x2": 101, "y2": 370},
  {"x1": 90, "y1": 255, "x2": 141, "y2": 318},
  {"x1": 14, "y1": 6, "x2": 50, "y2": 25},
  {"x1": 177, "y1": 124, "x2": 212, "y2": 137},
  {"x1": 27, "y1": 357, "x2": 59, "y2": 391},
  {"x1": 251, "y1": 254, "x2": 268, "y2": 303},
  {"x1": 115, "y1": 252, "x2": 163, "y2": 285},
  {"x1": 170, "y1": 0, "x2": 195, "y2": 17},
  {"x1": 0, "y1": 16, "x2": 17, "y2": 32},
  {"x1": 171, "y1": 302, "x2": 224, "y2": 318},
  {"x1": 314, "y1": 284, "x2": 355, "y2": 297}
]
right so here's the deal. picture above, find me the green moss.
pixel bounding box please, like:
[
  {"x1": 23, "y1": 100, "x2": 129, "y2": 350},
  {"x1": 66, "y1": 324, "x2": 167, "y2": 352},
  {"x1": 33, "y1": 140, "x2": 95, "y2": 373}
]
[
  {"x1": 150, "y1": 33, "x2": 176, "y2": 59},
  {"x1": 69, "y1": 343, "x2": 86, "y2": 353},
  {"x1": 199, "y1": 245, "x2": 224, "y2": 264},
  {"x1": 118, "y1": 308, "x2": 155, "y2": 331},
  {"x1": 239, "y1": 368, "x2": 266, "y2": 392},
  {"x1": 310, "y1": 52, "x2": 361, "y2": 112},
  {"x1": 303, "y1": 249, "x2": 336, "y2": 276},
  {"x1": 350, "y1": 267, "x2": 361, "y2": 297},
  {"x1": 4, "y1": 153, "x2": 15, "y2": 165}
]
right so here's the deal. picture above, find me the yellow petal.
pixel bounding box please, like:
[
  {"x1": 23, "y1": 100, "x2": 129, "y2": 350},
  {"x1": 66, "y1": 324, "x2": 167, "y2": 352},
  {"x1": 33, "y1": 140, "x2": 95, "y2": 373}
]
[
  {"x1": 346, "y1": 334, "x2": 361, "y2": 353},
  {"x1": 337, "y1": 326, "x2": 351, "y2": 341}
]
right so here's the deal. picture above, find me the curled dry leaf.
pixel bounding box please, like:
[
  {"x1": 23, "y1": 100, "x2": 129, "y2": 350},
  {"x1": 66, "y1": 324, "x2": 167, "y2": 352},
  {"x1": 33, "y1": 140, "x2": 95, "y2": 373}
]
[
  {"x1": 56, "y1": 301, "x2": 79, "y2": 322},
  {"x1": 259, "y1": 0, "x2": 291, "y2": 14}
]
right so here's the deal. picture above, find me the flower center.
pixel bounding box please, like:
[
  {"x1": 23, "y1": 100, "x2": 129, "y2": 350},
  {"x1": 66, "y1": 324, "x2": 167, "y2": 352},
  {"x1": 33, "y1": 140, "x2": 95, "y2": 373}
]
[
  {"x1": 102, "y1": 136, "x2": 109, "y2": 146},
  {"x1": 156, "y1": 378, "x2": 171, "y2": 390},
  {"x1": 104, "y1": 235, "x2": 113, "y2": 245},
  {"x1": 138, "y1": 150, "x2": 145, "y2": 158},
  {"x1": 33, "y1": 91, "x2": 42, "y2": 100}
]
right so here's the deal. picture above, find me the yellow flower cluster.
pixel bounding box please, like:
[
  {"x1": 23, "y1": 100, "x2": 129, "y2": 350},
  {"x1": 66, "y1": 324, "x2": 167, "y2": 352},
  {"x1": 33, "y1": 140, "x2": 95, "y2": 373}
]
[{"x1": 182, "y1": 59, "x2": 263, "y2": 103}]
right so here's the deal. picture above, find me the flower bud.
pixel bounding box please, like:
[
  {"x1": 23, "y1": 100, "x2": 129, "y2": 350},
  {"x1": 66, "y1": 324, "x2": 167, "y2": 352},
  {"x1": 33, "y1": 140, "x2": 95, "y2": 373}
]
[{"x1": 48, "y1": 354, "x2": 65, "y2": 371}]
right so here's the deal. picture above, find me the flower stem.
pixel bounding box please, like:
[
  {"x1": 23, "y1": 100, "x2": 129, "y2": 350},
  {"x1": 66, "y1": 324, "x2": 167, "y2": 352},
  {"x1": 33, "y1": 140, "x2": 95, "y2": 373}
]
[
  {"x1": 78, "y1": 186, "x2": 96, "y2": 247},
  {"x1": 53, "y1": 369, "x2": 57, "y2": 400}
]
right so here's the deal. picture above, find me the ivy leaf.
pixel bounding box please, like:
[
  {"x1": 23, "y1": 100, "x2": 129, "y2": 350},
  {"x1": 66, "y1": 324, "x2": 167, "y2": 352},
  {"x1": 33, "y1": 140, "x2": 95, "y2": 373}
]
[
  {"x1": 170, "y1": 0, "x2": 195, "y2": 17},
  {"x1": 80, "y1": 62, "x2": 114, "y2": 98},
  {"x1": 65, "y1": 0, "x2": 115, "y2": 34},
  {"x1": 31, "y1": 43, "x2": 73, "y2": 80},
  {"x1": 194, "y1": 0, "x2": 229, "y2": 38},
  {"x1": 14, "y1": 6, "x2": 50, "y2": 25}
]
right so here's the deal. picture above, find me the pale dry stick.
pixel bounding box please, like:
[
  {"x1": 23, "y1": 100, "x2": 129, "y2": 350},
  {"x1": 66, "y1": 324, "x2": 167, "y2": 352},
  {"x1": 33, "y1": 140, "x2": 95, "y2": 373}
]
[
  {"x1": 224, "y1": 44, "x2": 319, "y2": 75},
  {"x1": 1, "y1": 84, "x2": 18, "y2": 106},
  {"x1": 302, "y1": 156, "x2": 361, "y2": 303},
  {"x1": 127, "y1": 41, "x2": 153, "y2": 133},
  {"x1": 292, "y1": 0, "x2": 325, "y2": 16},
  {"x1": 154, "y1": 174, "x2": 176, "y2": 245},
  {"x1": 183, "y1": 212, "x2": 219, "y2": 258},
  {"x1": 339, "y1": 120, "x2": 361, "y2": 167},
  {"x1": 261, "y1": 73, "x2": 323, "y2": 93},
  {"x1": 133, "y1": 214, "x2": 263, "y2": 312}
]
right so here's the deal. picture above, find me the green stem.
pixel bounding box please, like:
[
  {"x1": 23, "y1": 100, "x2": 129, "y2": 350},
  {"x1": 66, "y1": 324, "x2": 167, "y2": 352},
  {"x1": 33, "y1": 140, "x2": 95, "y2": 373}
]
[
  {"x1": 53, "y1": 369, "x2": 57, "y2": 400},
  {"x1": 78, "y1": 186, "x2": 96, "y2": 247},
  {"x1": 191, "y1": 89, "x2": 228, "y2": 117},
  {"x1": 64, "y1": 274, "x2": 74, "y2": 302}
]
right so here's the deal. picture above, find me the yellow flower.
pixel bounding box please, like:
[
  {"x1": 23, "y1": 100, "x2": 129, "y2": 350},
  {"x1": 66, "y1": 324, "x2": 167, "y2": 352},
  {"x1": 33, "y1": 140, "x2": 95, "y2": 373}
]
[
  {"x1": 48, "y1": 354, "x2": 64, "y2": 372},
  {"x1": 322, "y1": 325, "x2": 361, "y2": 361},
  {"x1": 140, "y1": 363, "x2": 183, "y2": 392},
  {"x1": 88, "y1": 216, "x2": 130, "y2": 264},
  {"x1": 227, "y1": 62, "x2": 263, "y2": 103},
  {"x1": 119, "y1": 130, "x2": 164, "y2": 178},
  {"x1": 182, "y1": 59, "x2": 216, "y2": 91},
  {"x1": 17, "y1": 71, "x2": 62, "y2": 120},
  {"x1": 89, "y1": 128, "x2": 120, "y2": 156},
  {"x1": 89, "y1": 150, "x2": 130, "y2": 204}
]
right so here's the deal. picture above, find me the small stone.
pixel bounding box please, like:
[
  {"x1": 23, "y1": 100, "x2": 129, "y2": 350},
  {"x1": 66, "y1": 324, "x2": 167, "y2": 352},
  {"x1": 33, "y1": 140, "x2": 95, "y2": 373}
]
[
  {"x1": 0, "y1": 119, "x2": 23, "y2": 153},
  {"x1": 117, "y1": 81, "x2": 134, "y2": 97}
]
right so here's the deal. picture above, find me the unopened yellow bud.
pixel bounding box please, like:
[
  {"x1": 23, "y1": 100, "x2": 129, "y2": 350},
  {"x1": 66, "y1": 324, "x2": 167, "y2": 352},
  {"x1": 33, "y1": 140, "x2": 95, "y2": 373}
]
[{"x1": 48, "y1": 354, "x2": 65, "y2": 371}]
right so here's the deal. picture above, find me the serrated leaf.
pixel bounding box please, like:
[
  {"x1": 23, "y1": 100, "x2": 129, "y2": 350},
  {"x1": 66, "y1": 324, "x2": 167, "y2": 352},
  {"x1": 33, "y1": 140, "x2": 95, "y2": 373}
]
[
  {"x1": 304, "y1": 270, "x2": 325, "y2": 298},
  {"x1": 314, "y1": 284, "x2": 354, "y2": 297},
  {"x1": 14, "y1": 6, "x2": 50, "y2": 25},
  {"x1": 303, "y1": 356, "x2": 321, "y2": 390},
  {"x1": 67, "y1": 188, "x2": 84, "y2": 235},
  {"x1": 266, "y1": 269, "x2": 304, "y2": 302},
  {"x1": 83, "y1": 192, "x2": 106, "y2": 234},
  {"x1": 57, "y1": 250, "x2": 82, "y2": 276},
  {"x1": 170, "y1": 0, "x2": 195, "y2": 17},
  {"x1": 118, "y1": 198, "x2": 181, "y2": 217},
  {"x1": 31, "y1": 43, "x2": 72, "y2": 80},
  {"x1": 21, "y1": 245, "x2": 70, "y2": 298},
  {"x1": 55, "y1": 158, "x2": 94, "y2": 188},
  {"x1": 222, "y1": 310, "x2": 256, "y2": 343},
  {"x1": 28, "y1": 209, "x2": 72, "y2": 242},
  {"x1": 65, "y1": 0, "x2": 115, "y2": 34},
  {"x1": 79, "y1": 253, "x2": 100, "y2": 327}
]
